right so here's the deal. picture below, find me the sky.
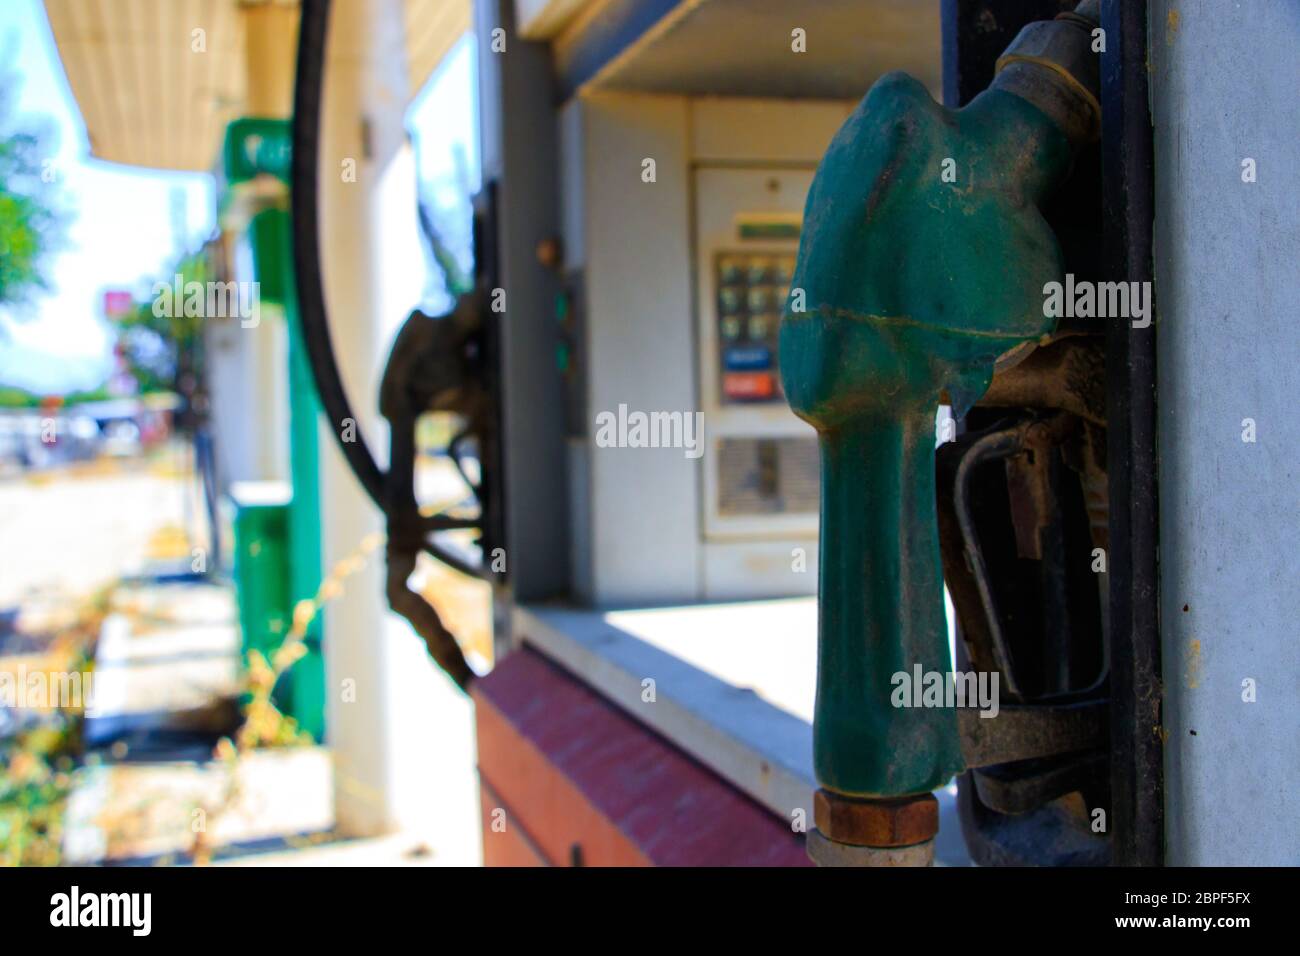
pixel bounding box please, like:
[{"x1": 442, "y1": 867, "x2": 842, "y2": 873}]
[
  {"x1": 410, "y1": 34, "x2": 480, "y2": 314},
  {"x1": 0, "y1": 0, "x2": 477, "y2": 395}
]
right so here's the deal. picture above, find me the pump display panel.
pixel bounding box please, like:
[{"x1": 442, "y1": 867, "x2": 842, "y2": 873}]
[{"x1": 696, "y1": 168, "x2": 820, "y2": 542}]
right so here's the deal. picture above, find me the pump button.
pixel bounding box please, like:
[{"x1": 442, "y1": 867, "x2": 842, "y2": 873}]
[
  {"x1": 719, "y1": 286, "x2": 744, "y2": 314},
  {"x1": 723, "y1": 346, "x2": 772, "y2": 371},
  {"x1": 724, "y1": 371, "x2": 775, "y2": 400},
  {"x1": 718, "y1": 257, "x2": 745, "y2": 284}
]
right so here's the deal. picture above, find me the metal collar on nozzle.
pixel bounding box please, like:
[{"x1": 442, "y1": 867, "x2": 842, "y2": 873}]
[{"x1": 993, "y1": 0, "x2": 1104, "y2": 146}]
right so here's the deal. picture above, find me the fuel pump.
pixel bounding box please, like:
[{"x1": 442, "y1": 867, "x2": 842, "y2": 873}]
[{"x1": 291, "y1": 0, "x2": 1138, "y2": 868}]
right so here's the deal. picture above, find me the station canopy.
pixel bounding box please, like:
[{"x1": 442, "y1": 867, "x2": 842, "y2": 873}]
[{"x1": 42, "y1": 0, "x2": 469, "y2": 172}]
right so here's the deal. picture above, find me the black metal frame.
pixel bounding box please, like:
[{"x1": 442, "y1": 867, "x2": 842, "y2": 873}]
[{"x1": 1099, "y1": 0, "x2": 1163, "y2": 868}]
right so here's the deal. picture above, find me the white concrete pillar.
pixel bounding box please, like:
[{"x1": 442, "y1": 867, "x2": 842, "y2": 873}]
[
  {"x1": 211, "y1": 2, "x2": 297, "y2": 493},
  {"x1": 243, "y1": 2, "x2": 299, "y2": 120},
  {"x1": 317, "y1": 0, "x2": 461, "y2": 838}
]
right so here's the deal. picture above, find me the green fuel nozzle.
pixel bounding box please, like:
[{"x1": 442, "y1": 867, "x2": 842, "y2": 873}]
[{"x1": 781, "y1": 2, "x2": 1100, "y2": 863}]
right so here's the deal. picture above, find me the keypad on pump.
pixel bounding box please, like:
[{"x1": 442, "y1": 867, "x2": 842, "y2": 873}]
[{"x1": 715, "y1": 252, "x2": 796, "y2": 404}]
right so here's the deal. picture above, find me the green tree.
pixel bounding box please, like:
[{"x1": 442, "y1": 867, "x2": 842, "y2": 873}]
[{"x1": 0, "y1": 77, "x2": 65, "y2": 307}]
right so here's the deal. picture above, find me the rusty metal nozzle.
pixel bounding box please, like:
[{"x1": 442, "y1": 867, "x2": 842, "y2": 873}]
[
  {"x1": 992, "y1": 0, "x2": 1103, "y2": 146},
  {"x1": 807, "y1": 791, "x2": 940, "y2": 867}
]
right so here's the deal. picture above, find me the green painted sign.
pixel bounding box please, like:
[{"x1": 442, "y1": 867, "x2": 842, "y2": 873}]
[{"x1": 223, "y1": 117, "x2": 293, "y2": 187}]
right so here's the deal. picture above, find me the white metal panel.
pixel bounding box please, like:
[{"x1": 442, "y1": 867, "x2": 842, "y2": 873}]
[
  {"x1": 568, "y1": 93, "x2": 854, "y2": 604},
  {"x1": 702, "y1": 539, "x2": 817, "y2": 603},
  {"x1": 578, "y1": 91, "x2": 701, "y2": 605},
  {"x1": 1151, "y1": 0, "x2": 1300, "y2": 865},
  {"x1": 690, "y1": 96, "x2": 853, "y2": 165}
]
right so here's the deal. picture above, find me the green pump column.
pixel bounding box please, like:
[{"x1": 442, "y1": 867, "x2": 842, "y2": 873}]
[
  {"x1": 223, "y1": 118, "x2": 327, "y2": 740},
  {"x1": 249, "y1": 206, "x2": 326, "y2": 740},
  {"x1": 780, "y1": 4, "x2": 1100, "y2": 864}
]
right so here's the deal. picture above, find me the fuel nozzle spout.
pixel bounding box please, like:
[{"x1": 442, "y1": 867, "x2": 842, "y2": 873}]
[
  {"x1": 780, "y1": 2, "x2": 1100, "y2": 866},
  {"x1": 993, "y1": 0, "x2": 1102, "y2": 147}
]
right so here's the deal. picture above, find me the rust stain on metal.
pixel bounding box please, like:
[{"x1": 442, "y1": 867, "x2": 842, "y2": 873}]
[
  {"x1": 1185, "y1": 638, "x2": 1201, "y2": 689},
  {"x1": 814, "y1": 789, "x2": 939, "y2": 847}
]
